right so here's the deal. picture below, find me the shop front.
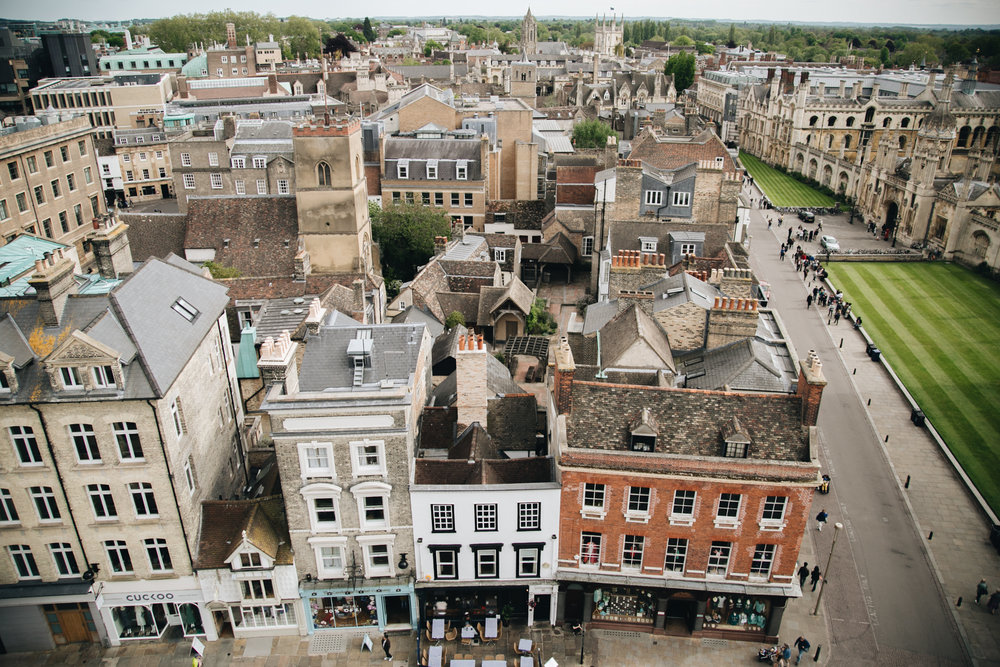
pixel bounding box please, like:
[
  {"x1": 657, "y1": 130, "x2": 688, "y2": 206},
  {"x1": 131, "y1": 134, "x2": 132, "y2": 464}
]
[
  {"x1": 0, "y1": 581, "x2": 103, "y2": 652},
  {"x1": 417, "y1": 584, "x2": 531, "y2": 627},
  {"x1": 301, "y1": 580, "x2": 417, "y2": 634},
  {"x1": 96, "y1": 581, "x2": 215, "y2": 646}
]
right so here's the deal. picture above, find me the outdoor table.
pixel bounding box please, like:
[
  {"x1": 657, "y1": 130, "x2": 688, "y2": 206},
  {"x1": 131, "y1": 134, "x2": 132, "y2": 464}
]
[
  {"x1": 485, "y1": 617, "x2": 498, "y2": 638},
  {"x1": 520, "y1": 657, "x2": 535, "y2": 667},
  {"x1": 432, "y1": 618, "x2": 445, "y2": 640},
  {"x1": 450, "y1": 661, "x2": 476, "y2": 667},
  {"x1": 461, "y1": 626, "x2": 476, "y2": 639},
  {"x1": 518, "y1": 638, "x2": 533, "y2": 653},
  {"x1": 428, "y1": 645, "x2": 443, "y2": 667},
  {"x1": 483, "y1": 662, "x2": 507, "y2": 667}
]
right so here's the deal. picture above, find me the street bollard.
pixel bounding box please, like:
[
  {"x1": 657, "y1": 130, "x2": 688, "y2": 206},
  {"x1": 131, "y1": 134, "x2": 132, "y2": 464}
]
[
  {"x1": 867, "y1": 398, "x2": 871, "y2": 406},
  {"x1": 928, "y1": 531, "x2": 933, "y2": 540},
  {"x1": 813, "y1": 645, "x2": 822, "y2": 661},
  {"x1": 853, "y1": 368, "x2": 856, "y2": 375},
  {"x1": 905, "y1": 475, "x2": 910, "y2": 489},
  {"x1": 839, "y1": 338, "x2": 843, "y2": 348},
  {"x1": 885, "y1": 435, "x2": 889, "y2": 443},
  {"x1": 956, "y1": 597, "x2": 962, "y2": 607}
]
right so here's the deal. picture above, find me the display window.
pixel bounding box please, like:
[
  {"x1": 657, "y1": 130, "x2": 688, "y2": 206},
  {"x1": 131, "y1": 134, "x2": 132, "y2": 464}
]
[
  {"x1": 179, "y1": 603, "x2": 205, "y2": 636},
  {"x1": 703, "y1": 595, "x2": 768, "y2": 631},
  {"x1": 591, "y1": 587, "x2": 655, "y2": 625},
  {"x1": 111, "y1": 603, "x2": 168, "y2": 639},
  {"x1": 310, "y1": 595, "x2": 378, "y2": 628}
]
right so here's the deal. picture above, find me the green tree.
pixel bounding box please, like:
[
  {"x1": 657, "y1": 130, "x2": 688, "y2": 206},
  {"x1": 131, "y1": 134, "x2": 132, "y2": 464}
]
[
  {"x1": 672, "y1": 34, "x2": 694, "y2": 47},
  {"x1": 283, "y1": 16, "x2": 322, "y2": 59},
  {"x1": 526, "y1": 299, "x2": 557, "y2": 335},
  {"x1": 362, "y1": 17, "x2": 376, "y2": 43},
  {"x1": 664, "y1": 51, "x2": 696, "y2": 93},
  {"x1": 202, "y1": 261, "x2": 241, "y2": 279},
  {"x1": 697, "y1": 42, "x2": 715, "y2": 55},
  {"x1": 445, "y1": 311, "x2": 466, "y2": 329},
  {"x1": 727, "y1": 24, "x2": 736, "y2": 48},
  {"x1": 371, "y1": 203, "x2": 451, "y2": 283},
  {"x1": 572, "y1": 119, "x2": 614, "y2": 149},
  {"x1": 423, "y1": 39, "x2": 443, "y2": 57}
]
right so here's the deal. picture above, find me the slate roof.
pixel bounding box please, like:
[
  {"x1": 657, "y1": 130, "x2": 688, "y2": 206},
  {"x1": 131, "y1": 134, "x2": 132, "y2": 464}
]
[
  {"x1": 252, "y1": 296, "x2": 315, "y2": 344},
  {"x1": 676, "y1": 337, "x2": 796, "y2": 393},
  {"x1": 522, "y1": 232, "x2": 578, "y2": 265},
  {"x1": 431, "y1": 324, "x2": 466, "y2": 371},
  {"x1": 628, "y1": 128, "x2": 737, "y2": 172},
  {"x1": 413, "y1": 455, "x2": 554, "y2": 485},
  {"x1": 195, "y1": 496, "x2": 293, "y2": 569},
  {"x1": 429, "y1": 354, "x2": 524, "y2": 408},
  {"x1": 565, "y1": 381, "x2": 808, "y2": 461},
  {"x1": 437, "y1": 292, "x2": 480, "y2": 325},
  {"x1": 599, "y1": 304, "x2": 675, "y2": 371},
  {"x1": 297, "y1": 322, "x2": 425, "y2": 392},
  {"x1": 392, "y1": 305, "x2": 444, "y2": 338}
]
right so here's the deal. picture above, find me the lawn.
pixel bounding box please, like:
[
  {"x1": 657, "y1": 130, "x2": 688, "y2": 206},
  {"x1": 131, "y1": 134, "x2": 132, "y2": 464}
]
[
  {"x1": 826, "y1": 262, "x2": 1000, "y2": 514},
  {"x1": 739, "y1": 151, "x2": 836, "y2": 208}
]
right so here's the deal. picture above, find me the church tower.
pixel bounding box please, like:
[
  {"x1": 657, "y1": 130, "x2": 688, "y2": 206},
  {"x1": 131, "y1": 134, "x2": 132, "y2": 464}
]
[{"x1": 521, "y1": 9, "x2": 537, "y2": 55}]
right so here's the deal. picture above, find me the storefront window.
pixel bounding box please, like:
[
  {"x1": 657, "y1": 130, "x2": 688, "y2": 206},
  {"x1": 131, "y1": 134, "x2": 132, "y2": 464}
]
[
  {"x1": 179, "y1": 603, "x2": 205, "y2": 636},
  {"x1": 703, "y1": 595, "x2": 769, "y2": 632},
  {"x1": 591, "y1": 587, "x2": 654, "y2": 625},
  {"x1": 311, "y1": 595, "x2": 378, "y2": 629},
  {"x1": 111, "y1": 604, "x2": 167, "y2": 639},
  {"x1": 233, "y1": 603, "x2": 296, "y2": 629}
]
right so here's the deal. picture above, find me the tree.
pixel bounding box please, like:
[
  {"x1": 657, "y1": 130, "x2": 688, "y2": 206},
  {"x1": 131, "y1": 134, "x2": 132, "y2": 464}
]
[
  {"x1": 445, "y1": 311, "x2": 466, "y2": 329},
  {"x1": 423, "y1": 39, "x2": 443, "y2": 57},
  {"x1": 324, "y1": 33, "x2": 358, "y2": 59},
  {"x1": 283, "y1": 16, "x2": 321, "y2": 59},
  {"x1": 202, "y1": 261, "x2": 241, "y2": 279},
  {"x1": 727, "y1": 24, "x2": 736, "y2": 48},
  {"x1": 526, "y1": 299, "x2": 557, "y2": 335},
  {"x1": 371, "y1": 203, "x2": 451, "y2": 283},
  {"x1": 664, "y1": 51, "x2": 696, "y2": 94},
  {"x1": 696, "y1": 42, "x2": 715, "y2": 55},
  {"x1": 362, "y1": 17, "x2": 376, "y2": 43},
  {"x1": 572, "y1": 119, "x2": 614, "y2": 149},
  {"x1": 672, "y1": 35, "x2": 694, "y2": 47}
]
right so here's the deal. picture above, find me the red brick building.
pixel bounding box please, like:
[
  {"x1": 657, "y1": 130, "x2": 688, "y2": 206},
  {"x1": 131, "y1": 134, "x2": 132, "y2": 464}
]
[{"x1": 550, "y1": 340, "x2": 825, "y2": 641}]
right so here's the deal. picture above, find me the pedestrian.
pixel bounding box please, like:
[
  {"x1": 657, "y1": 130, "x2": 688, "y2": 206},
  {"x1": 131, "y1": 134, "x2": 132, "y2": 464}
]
[
  {"x1": 989, "y1": 590, "x2": 1000, "y2": 615},
  {"x1": 976, "y1": 578, "x2": 989, "y2": 604},
  {"x1": 780, "y1": 643, "x2": 792, "y2": 666},
  {"x1": 794, "y1": 636, "x2": 811, "y2": 665},
  {"x1": 798, "y1": 562, "x2": 810, "y2": 588},
  {"x1": 780, "y1": 247, "x2": 786, "y2": 261},
  {"x1": 768, "y1": 219, "x2": 773, "y2": 230},
  {"x1": 834, "y1": 308, "x2": 841, "y2": 325},
  {"x1": 811, "y1": 566, "x2": 822, "y2": 591},
  {"x1": 806, "y1": 294, "x2": 813, "y2": 308},
  {"x1": 778, "y1": 216, "x2": 783, "y2": 227},
  {"x1": 815, "y1": 508, "x2": 828, "y2": 531},
  {"x1": 382, "y1": 633, "x2": 392, "y2": 661}
]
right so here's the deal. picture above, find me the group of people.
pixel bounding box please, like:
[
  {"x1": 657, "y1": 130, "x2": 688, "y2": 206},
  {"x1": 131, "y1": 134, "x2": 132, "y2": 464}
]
[
  {"x1": 797, "y1": 561, "x2": 824, "y2": 592},
  {"x1": 976, "y1": 578, "x2": 1000, "y2": 614},
  {"x1": 763, "y1": 636, "x2": 811, "y2": 665}
]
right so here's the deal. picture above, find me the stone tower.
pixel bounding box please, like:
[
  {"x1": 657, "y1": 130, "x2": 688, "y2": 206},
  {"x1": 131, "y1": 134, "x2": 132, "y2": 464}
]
[
  {"x1": 291, "y1": 117, "x2": 374, "y2": 275},
  {"x1": 594, "y1": 14, "x2": 623, "y2": 57},
  {"x1": 521, "y1": 8, "x2": 537, "y2": 55},
  {"x1": 511, "y1": 57, "x2": 537, "y2": 99}
]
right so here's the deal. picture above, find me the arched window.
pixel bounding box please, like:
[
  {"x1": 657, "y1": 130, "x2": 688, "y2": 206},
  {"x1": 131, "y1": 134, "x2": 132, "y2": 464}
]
[
  {"x1": 846, "y1": 117, "x2": 856, "y2": 127},
  {"x1": 317, "y1": 161, "x2": 331, "y2": 186},
  {"x1": 827, "y1": 116, "x2": 837, "y2": 127},
  {"x1": 809, "y1": 116, "x2": 818, "y2": 127},
  {"x1": 957, "y1": 126, "x2": 972, "y2": 148},
  {"x1": 827, "y1": 135, "x2": 834, "y2": 148},
  {"x1": 864, "y1": 107, "x2": 875, "y2": 124},
  {"x1": 898, "y1": 136, "x2": 906, "y2": 150},
  {"x1": 844, "y1": 136, "x2": 852, "y2": 149},
  {"x1": 900, "y1": 117, "x2": 910, "y2": 128},
  {"x1": 883, "y1": 118, "x2": 891, "y2": 128}
]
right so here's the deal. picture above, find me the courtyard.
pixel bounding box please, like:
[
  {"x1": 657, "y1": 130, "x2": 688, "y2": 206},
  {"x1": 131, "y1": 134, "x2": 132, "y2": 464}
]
[{"x1": 740, "y1": 151, "x2": 836, "y2": 208}]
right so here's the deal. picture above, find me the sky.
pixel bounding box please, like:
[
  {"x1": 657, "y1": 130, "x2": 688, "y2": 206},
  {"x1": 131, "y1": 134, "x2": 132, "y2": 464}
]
[{"x1": 8, "y1": 0, "x2": 1000, "y2": 27}]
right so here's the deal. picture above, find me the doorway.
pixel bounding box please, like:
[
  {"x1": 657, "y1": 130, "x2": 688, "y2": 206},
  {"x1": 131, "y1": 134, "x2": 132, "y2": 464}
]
[
  {"x1": 161, "y1": 184, "x2": 171, "y2": 198},
  {"x1": 533, "y1": 595, "x2": 551, "y2": 624},
  {"x1": 505, "y1": 321, "x2": 519, "y2": 341},
  {"x1": 564, "y1": 586, "x2": 585, "y2": 624},
  {"x1": 56, "y1": 608, "x2": 90, "y2": 643},
  {"x1": 383, "y1": 595, "x2": 411, "y2": 627},
  {"x1": 664, "y1": 596, "x2": 696, "y2": 634}
]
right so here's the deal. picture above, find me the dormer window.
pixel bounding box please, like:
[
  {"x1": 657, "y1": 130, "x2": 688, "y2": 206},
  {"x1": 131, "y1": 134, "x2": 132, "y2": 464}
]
[
  {"x1": 629, "y1": 407, "x2": 658, "y2": 452},
  {"x1": 640, "y1": 237, "x2": 657, "y2": 253},
  {"x1": 721, "y1": 416, "x2": 751, "y2": 458},
  {"x1": 240, "y1": 552, "x2": 262, "y2": 568},
  {"x1": 397, "y1": 159, "x2": 409, "y2": 179},
  {"x1": 92, "y1": 365, "x2": 116, "y2": 389},
  {"x1": 644, "y1": 191, "x2": 662, "y2": 206},
  {"x1": 60, "y1": 367, "x2": 83, "y2": 390},
  {"x1": 456, "y1": 160, "x2": 468, "y2": 180},
  {"x1": 426, "y1": 159, "x2": 438, "y2": 180},
  {"x1": 231, "y1": 156, "x2": 246, "y2": 168}
]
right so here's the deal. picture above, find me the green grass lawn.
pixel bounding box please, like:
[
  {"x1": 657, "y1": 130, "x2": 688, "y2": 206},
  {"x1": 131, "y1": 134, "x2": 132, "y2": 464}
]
[
  {"x1": 739, "y1": 151, "x2": 836, "y2": 208},
  {"x1": 826, "y1": 262, "x2": 1000, "y2": 514}
]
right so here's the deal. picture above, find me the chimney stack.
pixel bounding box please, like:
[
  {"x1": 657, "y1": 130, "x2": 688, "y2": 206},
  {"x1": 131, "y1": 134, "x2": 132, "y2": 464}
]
[
  {"x1": 552, "y1": 335, "x2": 575, "y2": 415},
  {"x1": 351, "y1": 279, "x2": 366, "y2": 324},
  {"x1": 28, "y1": 249, "x2": 76, "y2": 327},
  {"x1": 455, "y1": 330, "x2": 488, "y2": 428},
  {"x1": 89, "y1": 214, "x2": 133, "y2": 279},
  {"x1": 257, "y1": 331, "x2": 299, "y2": 395},
  {"x1": 226, "y1": 22, "x2": 237, "y2": 49},
  {"x1": 796, "y1": 350, "x2": 827, "y2": 427}
]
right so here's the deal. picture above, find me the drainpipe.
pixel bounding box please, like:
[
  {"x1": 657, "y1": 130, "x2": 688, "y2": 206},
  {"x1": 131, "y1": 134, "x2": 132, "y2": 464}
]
[
  {"x1": 655, "y1": 187, "x2": 672, "y2": 221},
  {"x1": 215, "y1": 318, "x2": 248, "y2": 485},
  {"x1": 145, "y1": 399, "x2": 196, "y2": 570},
  {"x1": 27, "y1": 403, "x2": 93, "y2": 575}
]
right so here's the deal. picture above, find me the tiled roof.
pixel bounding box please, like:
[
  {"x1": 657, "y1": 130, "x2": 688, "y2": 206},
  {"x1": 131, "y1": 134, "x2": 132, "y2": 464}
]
[
  {"x1": 628, "y1": 128, "x2": 737, "y2": 172},
  {"x1": 184, "y1": 197, "x2": 299, "y2": 277},
  {"x1": 599, "y1": 304, "x2": 675, "y2": 372},
  {"x1": 120, "y1": 213, "x2": 188, "y2": 262},
  {"x1": 195, "y1": 496, "x2": 293, "y2": 569}
]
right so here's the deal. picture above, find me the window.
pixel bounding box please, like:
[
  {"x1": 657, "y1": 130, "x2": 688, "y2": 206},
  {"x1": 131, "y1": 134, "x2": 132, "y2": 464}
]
[
  {"x1": 361, "y1": 540, "x2": 393, "y2": 577},
  {"x1": 234, "y1": 179, "x2": 246, "y2": 195},
  {"x1": 516, "y1": 545, "x2": 541, "y2": 577},
  {"x1": 435, "y1": 192, "x2": 444, "y2": 206},
  {"x1": 426, "y1": 160, "x2": 438, "y2": 179},
  {"x1": 645, "y1": 190, "x2": 662, "y2": 206},
  {"x1": 30, "y1": 486, "x2": 61, "y2": 521},
  {"x1": 83, "y1": 166, "x2": 92, "y2": 184},
  {"x1": 464, "y1": 193, "x2": 473, "y2": 207},
  {"x1": 622, "y1": 535, "x2": 644, "y2": 570},
  {"x1": 59, "y1": 146, "x2": 69, "y2": 162},
  {"x1": 716, "y1": 493, "x2": 741, "y2": 524},
  {"x1": 75, "y1": 203, "x2": 84, "y2": 225},
  {"x1": 87, "y1": 484, "x2": 117, "y2": 520},
  {"x1": 92, "y1": 364, "x2": 115, "y2": 389},
  {"x1": 582, "y1": 236, "x2": 594, "y2": 256},
  {"x1": 672, "y1": 191, "x2": 691, "y2": 207},
  {"x1": 392, "y1": 191, "x2": 401, "y2": 203},
  {"x1": 640, "y1": 239, "x2": 657, "y2": 253},
  {"x1": 580, "y1": 532, "x2": 602, "y2": 565},
  {"x1": 518, "y1": 502, "x2": 541, "y2": 531},
  {"x1": 138, "y1": 152, "x2": 147, "y2": 162},
  {"x1": 761, "y1": 496, "x2": 787, "y2": 524},
  {"x1": 172, "y1": 297, "x2": 199, "y2": 322},
  {"x1": 10, "y1": 426, "x2": 42, "y2": 465},
  {"x1": 0, "y1": 489, "x2": 19, "y2": 524},
  {"x1": 231, "y1": 156, "x2": 246, "y2": 168},
  {"x1": 0, "y1": 199, "x2": 9, "y2": 221},
  {"x1": 362, "y1": 496, "x2": 387, "y2": 529},
  {"x1": 450, "y1": 193, "x2": 460, "y2": 207},
  {"x1": 315, "y1": 543, "x2": 345, "y2": 578},
  {"x1": 129, "y1": 482, "x2": 158, "y2": 517},
  {"x1": 421, "y1": 192, "x2": 430, "y2": 205},
  {"x1": 494, "y1": 248, "x2": 507, "y2": 263},
  {"x1": 58, "y1": 212, "x2": 68, "y2": 234},
  {"x1": 663, "y1": 538, "x2": 688, "y2": 573},
  {"x1": 475, "y1": 504, "x2": 498, "y2": 531},
  {"x1": 671, "y1": 490, "x2": 696, "y2": 522},
  {"x1": 707, "y1": 541, "x2": 731, "y2": 575},
  {"x1": 15, "y1": 192, "x2": 28, "y2": 212},
  {"x1": 241, "y1": 579, "x2": 275, "y2": 600},
  {"x1": 277, "y1": 179, "x2": 289, "y2": 194},
  {"x1": 317, "y1": 161, "x2": 331, "y2": 186},
  {"x1": 253, "y1": 156, "x2": 266, "y2": 169},
  {"x1": 456, "y1": 161, "x2": 468, "y2": 180},
  {"x1": 105, "y1": 540, "x2": 133, "y2": 574},
  {"x1": 122, "y1": 153, "x2": 130, "y2": 163},
  {"x1": 208, "y1": 152, "x2": 219, "y2": 166},
  {"x1": 66, "y1": 173, "x2": 76, "y2": 191},
  {"x1": 256, "y1": 179, "x2": 266, "y2": 194},
  {"x1": 125, "y1": 170, "x2": 134, "y2": 182},
  {"x1": 474, "y1": 547, "x2": 500, "y2": 578},
  {"x1": 582, "y1": 483, "x2": 606, "y2": 513},
  {"x1": 9, "y1": 545, "x2": 39, "y2": 580},
  {"x1": 432, "y1": 547, "x2": 458, "y2": 579},
  {"x1": 750, "y1": 544, "x2": 776, "y2": 578},
  {"x1": 680, "y1": 243, "x2": 697, "y2": 256},
  {"x1": 299, "y1": 442, "x2": 334, "y2": 478},
  {"x1": 210, "y1": 173, "x2": 223, "y2": 189},
  {"x1": 350, "y1": 439, "x2": 385, "y2": 476},
  {"x1": 180, "y1": 152, "x2": 191, "y2": 166},
  {"x1": 43, "y1": 151, "x2": 53, "y2": 168},
  {"x1": 34, "y1": 185, "x2": 45, "y2": 205},
  {"x1": 26, "y1": 156, "x2": 37, "y2": 173},
  {"x1": 7, "y1": 161, "x2": 19, "y2": 180},
  {"x1": 310, "y1": 495, "x2": 341, "y2": 531},
  {"x1": 432, "y1": 504, "x2": 455, "y2": 532},
  {"x1": 144, "y1": 538, "x2": 172, "y2": 572},
  {"x1": 724, "y1": 438, "x2": 749, "y2": 458},
  {"x1": 69, "y1": 423, "x2": 102, "y2": 463},
  {"x1": 184, "y1": 460, "x2": 195, "y2": 493},
  {"x1": 397, "y1": 160, "x2": 409, "y2": 179},
  {"x1": 155, "y1": 150, "x2": 163, "y2": 159},
  {"x1": 50, "y1": 543, "x2": 80, "y2": 577},
  {"x1": 183, "y1": 173, "x2": 195, "y2": 189}
]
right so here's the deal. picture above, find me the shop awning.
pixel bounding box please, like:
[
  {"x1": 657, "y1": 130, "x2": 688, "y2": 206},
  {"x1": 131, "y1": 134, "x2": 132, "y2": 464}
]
[
  {"x1": 557, "y1": 570, "x2": 798, "y2": 598},
  {"x1": 0, "y1": 580, "x2": 94, "y2": 602}
]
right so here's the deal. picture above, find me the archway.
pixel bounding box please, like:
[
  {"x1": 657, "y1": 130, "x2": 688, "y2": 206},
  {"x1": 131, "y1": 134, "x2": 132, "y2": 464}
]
[
  {"x1": 808, "y1": 159, "x2": 818, "y2": 179},
  {"x1": 972, "y1": 230, "x2": 990, "y2": 259},
  {"x1": 885, "y1": 201, "x2": 899, "y2": 243},
  {"x1": 794, "y1": 153, "x2": 805, "y2": 172},
  {"x1": 821, "y1": 164, "x2": 833, "y2": 187}
]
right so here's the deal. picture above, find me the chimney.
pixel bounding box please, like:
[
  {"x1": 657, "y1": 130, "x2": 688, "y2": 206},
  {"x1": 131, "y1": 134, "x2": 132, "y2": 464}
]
[
  {"x1": 706, "y1": 296, "x2": 759, "y2": 349},
  {"x1": 838, "y1": 79, "x2": 845, "y2": 98},
  {"x1": 28, "y1": 249, "x2": 76, "y2": 327},
  {"x1": 222, "y1": 115, "x2": 237, "y2": 140},
  {"x1": 177, "y1": 75, "x2": 189, "y2": 99},
  {"x1": 719, "y1": 267, "x2": 753, "y2": 300},
  {"x1": 434, "y1": 235, "x2": 449, "y2": 256},
  {"x1": 552, "y1": 335, "x2": 575, "y2": 415},
  {"x1": 351, "y1": 279, "x2": 366, "y2": 323},
  {"x1": 293, "y1": 248, "x2": 311, "y2": 282},
  {"x1": 851, "y1": 80, "x2": 862, "y2": 99},
  {"x1": 592, "y1": 53, "x2": 599, "y2": 85},
  {"x1": 226, "y1": 22, "x2": 237, "y2": 49},
  {"x1": 304, "y1": 298, "x2": 326, "y2": 335},
  {"x1": 870, "y1": 81, "x2": 881, "y2": 100},
  {"x1": 257, "y1": 331, "x2": 299, "y2": 395},
  {"x1": 617, "y1": 290, "x2": 655, "y2": 315},
  {"x1": 268, "y1": 73, "x2": 278, "y2": 95},
  {"x1": 89, "y1": 215, "x2": 133, "y2": 279},
  {"x1": 456, "y1": 331, "x2": 488, "y2": 428},
  {"x1": 796, "y1": 350, "x2": 827, "y2": 427},
  {"x1": 899, "y1": 81, "x2": 909, "y2": 98}
]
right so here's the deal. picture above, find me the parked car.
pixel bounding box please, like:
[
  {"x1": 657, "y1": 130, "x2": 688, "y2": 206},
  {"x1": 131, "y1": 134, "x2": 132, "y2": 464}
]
[
  {"x1": 821, "y1": 235, "x2": 840, "y2": 252},
  {"x1": 798, "y1": 210, "x2": 815, "y2": 223}
]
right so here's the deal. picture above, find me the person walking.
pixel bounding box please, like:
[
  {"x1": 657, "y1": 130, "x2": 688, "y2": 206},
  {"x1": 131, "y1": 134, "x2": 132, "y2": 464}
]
[
  {"x1": 382, "y1": 633, "x2": 392, "y2": 661},
  {"x1": 811, "y1": 565, "x2": 822, "y2": 591},
  {"x1": 806, "y1": 294, "x2": 813, "y2": 308},
  {"x1": 780, "y1": 246, "x2": 786, "y2": 261},
  {"x1": 794, "y1": 636, "x2": 811, "y2": 665},
  {"x1": 989, "y1": 590, "x2": 1000, "y2": 615},
  {"x1": 798, "y1": 562, "x2": 810, "y2": 588},
  {"x1": 816, "y1": 508, "x2": 829, "y2": 531},
  {"x1": 976, "y1": 578, "x2": 989, "y2": 604},
  {"x1": 780, "y1": 643, "x2": 792, "y2": 666}
]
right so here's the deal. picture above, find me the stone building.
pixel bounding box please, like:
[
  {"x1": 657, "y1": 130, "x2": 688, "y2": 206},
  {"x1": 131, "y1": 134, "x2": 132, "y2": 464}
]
[
  {"x1": 112, "y1": 127, "x2": 174, "y2": 202},
  {"x1": 593, "y1": 15, "x2": 624, "y2": 58},
  {"x1": 0, "y1": 251, "x2": 245, "y2": 650}
]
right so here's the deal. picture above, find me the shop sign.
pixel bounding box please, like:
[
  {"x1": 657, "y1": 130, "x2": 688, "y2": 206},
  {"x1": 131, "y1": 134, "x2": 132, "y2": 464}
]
[{"x1": 98, "y1": 590, "x2": 204, "y2": 606}]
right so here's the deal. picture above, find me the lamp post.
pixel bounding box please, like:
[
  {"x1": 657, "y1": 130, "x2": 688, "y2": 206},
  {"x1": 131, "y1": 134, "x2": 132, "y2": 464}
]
[
  {"x1": 579, "y1": 626, "x2": 585, "y2": 664},
  {"x1": 812, "y1": 522, "x2": 844, "y2": 615}
]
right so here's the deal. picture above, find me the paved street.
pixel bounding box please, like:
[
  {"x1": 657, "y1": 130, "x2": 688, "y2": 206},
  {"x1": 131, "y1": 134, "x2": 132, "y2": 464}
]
[{"x1": 745, "y1": 187, "x2": 1000, "y2": 666}]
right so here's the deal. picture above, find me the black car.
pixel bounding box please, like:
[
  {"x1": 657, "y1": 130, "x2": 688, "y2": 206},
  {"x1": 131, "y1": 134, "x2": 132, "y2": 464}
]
[{"x1": 798, "y1": 210, "x2": 815, "y2": 223}]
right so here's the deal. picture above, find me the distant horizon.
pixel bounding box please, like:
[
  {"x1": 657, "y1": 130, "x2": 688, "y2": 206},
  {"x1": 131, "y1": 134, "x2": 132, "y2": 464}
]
[{"x1": 2, "y1": 0, "x2": 999, "y2": 29}]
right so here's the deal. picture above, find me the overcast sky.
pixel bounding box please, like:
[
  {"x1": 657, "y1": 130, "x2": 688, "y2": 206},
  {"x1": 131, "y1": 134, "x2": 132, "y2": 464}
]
[{"x1": 10, "y1": 0, "x2": 1000, "y2": 27}]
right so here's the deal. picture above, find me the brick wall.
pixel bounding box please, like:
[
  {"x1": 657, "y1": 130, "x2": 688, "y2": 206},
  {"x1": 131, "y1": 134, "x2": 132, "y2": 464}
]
[{"x1": 706, "y1": 297, "x2": 759, "y2": 349}]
